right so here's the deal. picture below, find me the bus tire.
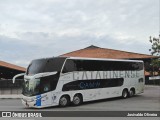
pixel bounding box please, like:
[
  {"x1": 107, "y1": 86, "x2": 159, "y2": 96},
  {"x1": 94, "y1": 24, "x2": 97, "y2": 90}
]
[
  {"x1": 59, "y1": 95, "x2": 70, "y2": 107},
  {"x1": 72, "y1": 94, "x2": 83, "y2": 106},
  {"x1": 122, "y1": 89, "x2": 128, "y2": 99},
  {"x1": 129, "y1": 88, "x2": 135, "y2": 97}
]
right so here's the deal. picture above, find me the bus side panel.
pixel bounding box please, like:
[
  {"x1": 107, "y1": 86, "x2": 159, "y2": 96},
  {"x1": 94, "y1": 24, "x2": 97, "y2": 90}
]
[{"x1": 56, "y1": 69, "x2": 145, "y2": 103}]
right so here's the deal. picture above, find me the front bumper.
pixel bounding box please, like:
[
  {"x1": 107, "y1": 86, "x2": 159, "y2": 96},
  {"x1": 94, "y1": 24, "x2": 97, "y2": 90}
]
[
  {"x1": 21, "y1": 96, "x2": 59, "y2": 108},
  {"x1": 21, "y1": 98, "x2": 36, "y2": 108}
]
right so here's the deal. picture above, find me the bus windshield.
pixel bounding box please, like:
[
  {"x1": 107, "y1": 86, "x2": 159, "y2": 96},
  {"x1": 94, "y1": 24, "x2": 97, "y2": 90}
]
[
  {"x1": 26, "y1": 58, "x2": 66, "y2": 75},
  {"x1": 22, "y1": 77, "x2": 54, "y2": 96},
  {"x1": 22, "y1": 79, "x2": 41, "y2": 96},
  {"x1": 23, "y1": 57, "x2": 66, "y2": 96}
]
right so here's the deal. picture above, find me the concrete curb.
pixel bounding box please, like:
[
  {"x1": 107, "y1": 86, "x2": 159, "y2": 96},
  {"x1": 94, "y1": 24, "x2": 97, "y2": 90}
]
[
  {"x1": 145, "y1": 85, "x2": 160, "y2": 87},
  {"x1": 0, "y1": 94, "x2": 22, "y2": 99}
]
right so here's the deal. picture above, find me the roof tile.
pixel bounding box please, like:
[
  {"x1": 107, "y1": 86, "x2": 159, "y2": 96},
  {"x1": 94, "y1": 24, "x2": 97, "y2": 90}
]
[
  {"x1": 0, "y1": 61, "x2": 26, "y2": 71},
  {"x1": 61, "y1": 45, "x2": 157, "y2": 59}
]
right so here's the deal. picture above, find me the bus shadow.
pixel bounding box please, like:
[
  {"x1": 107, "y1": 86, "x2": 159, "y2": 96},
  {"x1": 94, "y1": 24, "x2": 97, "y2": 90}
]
[
  {"x1": 82, "y1": 95, "x2": 140, "y2": 106},
  {"x1": 24, "y1": 105, "x2": 59, "y2": 110},
  {"x1": 81, "y1": 96, "x2": 122, "y2": 106},
  {"x1": 24, "y1": 95, "x2": 139, "y2": 110}
]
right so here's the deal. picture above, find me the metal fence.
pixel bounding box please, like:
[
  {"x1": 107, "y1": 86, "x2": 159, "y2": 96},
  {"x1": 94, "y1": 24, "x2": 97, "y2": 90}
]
[
  {"x1": 145, "y1": 76, "x2": 160, "y2": 85},
  {"x1": 0, "y1": 79, "x2": 23, "y2": 95}
]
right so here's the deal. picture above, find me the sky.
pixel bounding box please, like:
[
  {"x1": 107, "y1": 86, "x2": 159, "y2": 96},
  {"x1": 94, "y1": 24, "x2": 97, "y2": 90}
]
[{"x1": 0, "y1": 0, "x2": 159, "y2": 67}]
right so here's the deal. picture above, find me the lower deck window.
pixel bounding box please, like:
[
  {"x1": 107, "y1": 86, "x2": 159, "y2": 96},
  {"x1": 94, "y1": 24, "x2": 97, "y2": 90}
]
[{"x1": 62, "y1": 78, "x2": 124, "y2": 91}]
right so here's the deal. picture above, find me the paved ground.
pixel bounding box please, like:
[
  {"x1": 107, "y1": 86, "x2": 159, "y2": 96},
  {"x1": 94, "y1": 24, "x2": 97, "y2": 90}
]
[
  {"x1": 0, "y1": 85, "x2": 159, "y2": 120},
  {"x1": 0, "y1": 85, "x2": 159, "y2": 111}
]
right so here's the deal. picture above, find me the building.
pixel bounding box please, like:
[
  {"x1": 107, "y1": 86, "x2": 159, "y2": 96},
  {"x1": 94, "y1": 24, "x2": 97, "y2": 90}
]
[
  {"x1": 0, "y1": 60, "x2": 25, "y2": 80},
  {"x1": 61, "y1": 45, "x2": 156, "y2": 59},
  {"x1": 0, "y1": 61, "x2": 26, "y2": 95}
]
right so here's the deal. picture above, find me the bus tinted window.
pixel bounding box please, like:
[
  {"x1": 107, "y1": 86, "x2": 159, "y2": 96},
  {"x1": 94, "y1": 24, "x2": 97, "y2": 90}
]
[
  {"x1": 62, "y1": 78, "x2": 124, "y2": 91},
  {"x1": 62, "y1": 59, "x2": 143, "y2": 73},
  {"x1": 27, "y1": 57, "x2": 66, "y2": 75},
  {"x1": 22, "y1": 73, "x2": 60, "y2": 96}
]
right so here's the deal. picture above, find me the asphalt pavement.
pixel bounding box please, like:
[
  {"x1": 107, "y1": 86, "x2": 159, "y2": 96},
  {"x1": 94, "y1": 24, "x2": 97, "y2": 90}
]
[
  {"x1": 0, "y1": 85, "x2": 159, "y2": 119},
  {"x1": 0, "y1": 85, "x2": 159, "y2": 111}
]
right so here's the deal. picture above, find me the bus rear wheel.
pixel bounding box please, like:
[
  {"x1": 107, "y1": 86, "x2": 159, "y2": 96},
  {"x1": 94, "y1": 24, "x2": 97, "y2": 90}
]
[
  {"x1": 72, "y1": 94, "x2": 83, "y2": 106},
  {"x1": 122, "y1": 89, "x2": 128, "y2": 99},
  {"x1": 129, "y1": 89, "x2": 135, "y2": 97},
  {"x1": 59, "y1": 95, "x2": 70, "y2": 107}
]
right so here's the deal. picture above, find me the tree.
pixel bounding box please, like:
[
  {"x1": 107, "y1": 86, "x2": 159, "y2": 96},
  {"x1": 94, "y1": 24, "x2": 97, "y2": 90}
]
[
  {"x1": 149, "y1": 36, "x2": 160, "y2": 56},
  {"x1": 149, "y1": 36, "x2": 160, "y2": 76}
]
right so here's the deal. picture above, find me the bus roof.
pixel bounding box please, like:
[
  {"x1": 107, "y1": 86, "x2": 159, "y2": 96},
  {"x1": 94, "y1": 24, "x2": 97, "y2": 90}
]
[{"x1": 65, "y1": 57, "x2": 143, "y2": 63}]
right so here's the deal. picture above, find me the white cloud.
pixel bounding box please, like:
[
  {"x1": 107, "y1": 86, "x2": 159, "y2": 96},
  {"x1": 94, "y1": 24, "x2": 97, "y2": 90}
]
[{"x1": 0, "y1": 0, "x2": 159, "y2": 67}]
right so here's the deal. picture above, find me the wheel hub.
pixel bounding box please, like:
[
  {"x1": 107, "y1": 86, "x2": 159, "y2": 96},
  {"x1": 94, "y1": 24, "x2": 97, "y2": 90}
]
[
  {"x1": 74, "y1": 96, "x2": 80, "y2": 104},
  {"x1": 60, "y1": 97, "x2": 67, "y2": 106}
]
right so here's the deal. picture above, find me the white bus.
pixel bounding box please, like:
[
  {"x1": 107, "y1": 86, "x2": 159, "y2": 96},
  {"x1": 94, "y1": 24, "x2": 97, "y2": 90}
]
[{"x1": 13, "y1": 57, "x2": 145, "y2": 108}]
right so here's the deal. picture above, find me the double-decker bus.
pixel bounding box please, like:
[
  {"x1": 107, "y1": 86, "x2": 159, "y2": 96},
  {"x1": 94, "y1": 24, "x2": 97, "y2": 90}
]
[{"x1": 13, "y1": 57, "x2": 144, "y2": 108}]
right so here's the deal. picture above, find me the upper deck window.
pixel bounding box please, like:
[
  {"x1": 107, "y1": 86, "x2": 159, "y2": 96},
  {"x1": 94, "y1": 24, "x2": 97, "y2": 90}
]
[
  {"x1": 62, "y1": 59, "x2": 143, "y2": 73},
  {"x1": 27, "y1": 57, "x2": 66, "y2": 75}
]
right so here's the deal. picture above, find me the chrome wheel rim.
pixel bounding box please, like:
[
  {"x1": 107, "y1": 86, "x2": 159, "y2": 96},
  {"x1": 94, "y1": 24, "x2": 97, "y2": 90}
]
[
  {"x1": 73, "y1": 96, "x2": 80, "y2": 105},
  {"x1": 123, "y1": 91, "x2": 127, "y2": 98},
  {"x1": 130, "y1": 90, "x2": 133, "y2": 96},
  {"x1": 60, "y1": 97, "x2": 67, "y2": 106}
]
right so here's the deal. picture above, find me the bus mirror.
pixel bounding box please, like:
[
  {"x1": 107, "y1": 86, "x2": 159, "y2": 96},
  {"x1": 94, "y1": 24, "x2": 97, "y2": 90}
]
[{"x1": 12, "y1": 73, "x2": 25, "y2": 83}]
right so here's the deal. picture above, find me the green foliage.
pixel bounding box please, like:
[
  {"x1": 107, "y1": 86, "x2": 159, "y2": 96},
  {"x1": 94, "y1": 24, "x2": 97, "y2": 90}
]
[
  {"x1": 149, "y1": 36, "x2": 160, "y2": 56},
  {"x1": 149, "y1": 36, "x2": 160, "y2": 75}
]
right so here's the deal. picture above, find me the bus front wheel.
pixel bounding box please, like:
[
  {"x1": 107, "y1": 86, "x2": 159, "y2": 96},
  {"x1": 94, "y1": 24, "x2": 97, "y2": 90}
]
[
  {"x1": 59, "y1": 95, "x2": 70, "y2": 107},
  {"x1": 72, "y1": 94, "x2": 83, "y2": 106}
]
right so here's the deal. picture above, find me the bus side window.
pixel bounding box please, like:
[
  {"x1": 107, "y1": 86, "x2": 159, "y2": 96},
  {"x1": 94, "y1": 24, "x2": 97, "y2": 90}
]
[
  {"x1": 62, "y1": 60, "x2": 76, "y2": 73},
  {"x1": 74, "y1": 60, "x2": 83, "y2": 71},
  {"x1": 138, "y1": 78, "x2": 144, "y2": 83}
]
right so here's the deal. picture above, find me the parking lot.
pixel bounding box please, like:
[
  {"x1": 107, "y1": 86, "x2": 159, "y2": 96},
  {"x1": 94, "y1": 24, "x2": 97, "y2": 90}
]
[{"x1": 0, "y1": 85, "x2": 159, "y2": 111}]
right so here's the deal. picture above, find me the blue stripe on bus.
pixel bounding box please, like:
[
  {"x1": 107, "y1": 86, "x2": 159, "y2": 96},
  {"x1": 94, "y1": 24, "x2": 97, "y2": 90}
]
[{"x1": 36, "y1": 95, "x2": 41, "y2": 106}]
